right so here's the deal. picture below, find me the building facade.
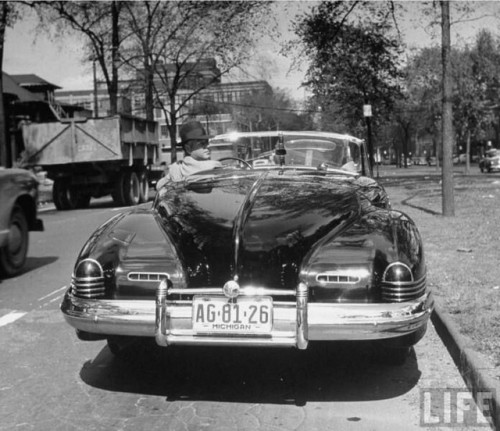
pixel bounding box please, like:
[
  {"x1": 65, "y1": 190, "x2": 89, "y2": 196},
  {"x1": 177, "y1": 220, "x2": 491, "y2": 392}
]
[{"x1": 56, "y1": 60, "x2": 272, "y2": 150}]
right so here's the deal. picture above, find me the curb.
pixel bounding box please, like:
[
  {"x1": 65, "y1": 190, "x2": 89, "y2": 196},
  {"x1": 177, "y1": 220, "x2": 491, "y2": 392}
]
[{"x1": 432, "y1": 305, "x2": 500, "y2": 429}]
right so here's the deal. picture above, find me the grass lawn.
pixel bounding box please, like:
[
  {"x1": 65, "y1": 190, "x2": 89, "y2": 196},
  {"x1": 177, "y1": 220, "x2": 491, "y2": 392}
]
[{"x1": 384, "y1": 173, "x2": 500, "y2": 371}]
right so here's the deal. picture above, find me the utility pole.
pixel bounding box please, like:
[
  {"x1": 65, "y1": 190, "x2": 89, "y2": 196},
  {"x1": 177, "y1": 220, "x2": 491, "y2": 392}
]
[{"x1": 363, "y1": 103, "x2": 374, "y2": 176}]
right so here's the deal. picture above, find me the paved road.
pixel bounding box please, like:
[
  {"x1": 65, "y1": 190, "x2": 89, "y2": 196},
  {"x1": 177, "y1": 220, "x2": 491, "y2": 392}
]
[{"x1": 0, "y1": 194, "x2": 491, "y2": 430}]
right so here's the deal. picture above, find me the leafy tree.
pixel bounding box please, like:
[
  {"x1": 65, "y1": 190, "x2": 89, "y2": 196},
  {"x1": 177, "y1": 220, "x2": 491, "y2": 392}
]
[
  {"x1": 390, "y1": 46, "x2": 442, "y2": 168},
  {"x1": 291, "y1": 1, "x2": 405, "y2": 166},
  {"x1": 466, "y1": 30, "x2": 500, "y2": 154}
]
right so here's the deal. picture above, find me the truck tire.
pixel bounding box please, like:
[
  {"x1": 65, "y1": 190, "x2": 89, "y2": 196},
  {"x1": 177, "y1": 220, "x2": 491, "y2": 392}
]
[
  {"x1": 112, "y1": 171, "x2": 141, "y2": 206},
  {"x1": 138, "y1": 171, "x2": 149, "y2": 203},
  {"x1": 123, "y1": 171, "x2": 141, "y2": 206},
  {"x1": 53, "y1": 179, "x2": 70, "y2": 210},
  {"x1": 0, "y1": 205, "x2": 29, "y2": 277},
  {"x1": 53, "y1": 180, "x2": 87, "y2": 210},
  {"x1": 75, "y1": 193, "x2": 91, "y2": 209},
  {"x1": 112, "y1": 174, "x2": 126, "y2": 206}
]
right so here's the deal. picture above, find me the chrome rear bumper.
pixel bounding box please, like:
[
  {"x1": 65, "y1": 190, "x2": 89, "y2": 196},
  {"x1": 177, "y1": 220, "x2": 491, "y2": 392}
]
[{"x1": 61, "y1": 282, "x2": 434, "y2": 350}]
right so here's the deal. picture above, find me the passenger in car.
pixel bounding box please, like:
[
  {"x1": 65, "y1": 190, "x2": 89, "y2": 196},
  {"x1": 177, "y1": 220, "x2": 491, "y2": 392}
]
[{"x1": 157, "y1": 121, "x2": 222, "y2": 188}]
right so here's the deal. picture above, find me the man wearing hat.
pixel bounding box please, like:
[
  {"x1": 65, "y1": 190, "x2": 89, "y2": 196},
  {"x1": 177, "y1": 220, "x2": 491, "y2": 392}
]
[{"x1": 157, "y1": 121, "x2": 222, "y2": 188}]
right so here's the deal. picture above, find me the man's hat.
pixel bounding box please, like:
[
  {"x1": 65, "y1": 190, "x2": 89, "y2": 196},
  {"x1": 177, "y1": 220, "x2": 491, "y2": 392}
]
[{"x1": 179, "y1": 121, "x2": 212, "y2": 146}]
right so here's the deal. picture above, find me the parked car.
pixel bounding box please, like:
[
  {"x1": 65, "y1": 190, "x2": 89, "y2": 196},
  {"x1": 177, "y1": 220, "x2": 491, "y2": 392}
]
[
  {"x1": 479, "y1": 149, "x2": 500, "y2": 173},
  {"x1": 0, "y1": 168, "x2": 44, "y2": 277},
  {"x1": 61, "y1": 131, "x2": 433, "y2": 365},
  {"x1": 412, "y1": 156, "x2": 427, "y2": 166}
]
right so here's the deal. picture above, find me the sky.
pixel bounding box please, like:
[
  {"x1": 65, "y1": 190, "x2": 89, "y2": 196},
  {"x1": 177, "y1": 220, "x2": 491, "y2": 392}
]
[{"x1": 4, "y1": 1, "x2": 500, "y2": 102}]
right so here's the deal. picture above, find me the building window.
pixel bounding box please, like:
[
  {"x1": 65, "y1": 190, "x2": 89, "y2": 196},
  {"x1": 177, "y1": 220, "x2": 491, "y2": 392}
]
[{"x1": 160, "y1": 125, "x2": 169, "y2": 137}]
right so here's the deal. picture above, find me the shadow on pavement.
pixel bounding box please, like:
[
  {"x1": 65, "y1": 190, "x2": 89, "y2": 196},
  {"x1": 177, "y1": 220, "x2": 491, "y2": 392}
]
[
  {"x1": 80, "y1": 341, "x2": 421, "y2": 405},
  {"x1": 0, "y1": 256, "x2": 58, "y2": 282}
]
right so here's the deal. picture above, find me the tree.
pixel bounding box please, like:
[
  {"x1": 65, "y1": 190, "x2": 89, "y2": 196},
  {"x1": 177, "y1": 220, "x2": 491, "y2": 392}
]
[
  {"x1": 390, "y1": 47, "x2": 442, "y2": 169},
  {"x1": 291, "y1": 1, "x2": 405, "y2": 168},
  {"x1": 119, "y1": 1, "x2": 181, "y2": 121},
  {"x1": 451, "y1": 45, "x2": 488, "y2": 174},
  {"x1": 441, "y1": 0, "x2": 454, "y2": 216},
  {"x1": 120, "y1": 1, "x2": 273, "y2": 162},
  {"x1": 34, "y1": 1, "x2": 123, "y2": 115},
  {"x1": 0, "y1": 2, "x2": 20, "y2": 167}
]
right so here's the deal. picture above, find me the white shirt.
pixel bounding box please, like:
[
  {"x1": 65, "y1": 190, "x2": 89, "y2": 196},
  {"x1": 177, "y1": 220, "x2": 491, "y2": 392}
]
[{"x1": 156, "y1": 156, "x2": 222, "y2": 189}]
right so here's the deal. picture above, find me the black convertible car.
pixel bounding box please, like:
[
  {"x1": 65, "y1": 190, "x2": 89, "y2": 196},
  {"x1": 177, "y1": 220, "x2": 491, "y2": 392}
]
[{"x1": 61, "y1": 131, "x2": 433, "y2": 364}]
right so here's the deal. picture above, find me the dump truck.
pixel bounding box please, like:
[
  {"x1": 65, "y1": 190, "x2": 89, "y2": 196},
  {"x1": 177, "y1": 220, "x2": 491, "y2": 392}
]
[{"x1": 20, "y1": 115, "x2": 163, "y2": 210}]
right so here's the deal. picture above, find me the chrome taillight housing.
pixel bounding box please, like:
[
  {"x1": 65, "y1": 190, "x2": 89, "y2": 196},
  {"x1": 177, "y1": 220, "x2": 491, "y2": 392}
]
[
  {"x1": 381, "y1": 262, "x2": 426, "y2": 302},
  {"x1": 71, "y1": 259, "x2": 105, "y2": 299}
]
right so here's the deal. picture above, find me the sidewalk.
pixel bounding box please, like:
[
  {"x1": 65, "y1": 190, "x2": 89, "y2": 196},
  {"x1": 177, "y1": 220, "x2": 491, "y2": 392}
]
[{"x1": 375, "y1": 163, "x2": 480, "y2": 181}]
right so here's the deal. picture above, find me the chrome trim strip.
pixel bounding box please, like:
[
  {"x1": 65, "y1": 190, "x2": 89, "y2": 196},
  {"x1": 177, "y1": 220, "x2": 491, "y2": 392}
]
[
  {"x1": 167, "y1": 286, "x2": 296, "y2": 297},
  {"x1": 72, "y1": 276, "x2": 104, "y2": 283},
  {"x1": 127, "y1": 272, "x2": 170, "y2": 282},
  {"x1": 381, "y1": 276, "x2": 426, "y2": 302},
  {"x1": 381, "y1": 274, "x2": 426, "y2": 287},
  {"x1": 155, "y1": 279, "x2": 168, "y2": 346},
  {"x1": 72, "y1": 279, "x2": 105, "y2": 287},
  {"x1": 316, "y1": 272, "x2": 361, "y2": 284},
  {"x1": 296, "y1": 282, "x2": 308, "y2": 349}
]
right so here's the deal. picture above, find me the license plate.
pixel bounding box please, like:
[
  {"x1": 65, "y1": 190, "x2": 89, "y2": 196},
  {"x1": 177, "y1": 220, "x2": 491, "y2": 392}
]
[{"x1": 192, "y1": 296, "x2": 273, "y2": 334}]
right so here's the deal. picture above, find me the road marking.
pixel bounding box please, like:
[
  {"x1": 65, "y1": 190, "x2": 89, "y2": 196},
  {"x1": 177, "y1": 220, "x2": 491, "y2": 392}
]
[
  {"x1": 40, "y1": 295, "x2": 64, "y2": 308},
  {"x1": 37, "y1": 286, "x2": 67, "y2": 308},
  {"x1": 0, "y1": 311, "x2": 27, "y2": 328},
  {"x1": 38, "y1": 286, "x2": 67, "y2": 302}
]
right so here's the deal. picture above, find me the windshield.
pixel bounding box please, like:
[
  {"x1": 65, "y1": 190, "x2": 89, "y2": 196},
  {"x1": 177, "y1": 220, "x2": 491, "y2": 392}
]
[{"x1": 210, "y1": 132, "x2": 367, "y2": 174}]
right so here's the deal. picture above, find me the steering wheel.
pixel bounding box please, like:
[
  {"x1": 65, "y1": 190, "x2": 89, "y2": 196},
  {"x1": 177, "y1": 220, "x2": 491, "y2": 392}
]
[{"x1": 218, "y1": 157, "x2": 252, "y2": 169}]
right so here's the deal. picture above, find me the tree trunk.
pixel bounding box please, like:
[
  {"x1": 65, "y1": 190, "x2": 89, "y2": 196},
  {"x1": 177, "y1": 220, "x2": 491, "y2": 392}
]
[
  {"x1": 0, "y1": 3, "x2": 7, "y2": 167},
  {"x1": 465, "y1": 129, "x2": 471, "y2": 175},
  {"x1": 441, "y1": 1, "x2": 455, "y2": 216},
  {"x1": 145, "y1": 63, "x2": 154, "y2": 121},
  {"x1": 169, "y1": 97, "x2": 178, "y2": 163},
  {"x1": 109, "y1": 1, "x2": 119, "y2": 115}
]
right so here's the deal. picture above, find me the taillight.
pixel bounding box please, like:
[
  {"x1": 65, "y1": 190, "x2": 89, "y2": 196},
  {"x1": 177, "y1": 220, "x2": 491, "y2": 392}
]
[
  {"x1": 71, "y1": 259, "x2": 105, "y2": 299},
  {"x1": 381, "y1": 262, "x2": 426, "y2": 302}
]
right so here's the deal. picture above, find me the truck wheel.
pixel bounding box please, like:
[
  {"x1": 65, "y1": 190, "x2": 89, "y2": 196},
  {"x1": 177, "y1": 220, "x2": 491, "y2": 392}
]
[
  {"x1": 123, "y1": 171, "x2": 141, "y2": 206},
  {"x1": 52, "y1": 180, "x2": 66, "y2": 211},
  {"x1": 112, "y1": 174, "x2": 126, "y2": 206},
  {"x1": 75, "y1": 193, "x2": 91, "y2": 209},
  {"x1": 0, "y1": 205, "x2": 29, "y2": 277},
  {"x1": 53, "y1": 180, "x2": 81, "y2": 210},
  {"x1": 138, "y1": 171, "x2": 149, "y2": 203},
  {"x1": 53, "y1": 179, "x2": 69, "y2": 210}
]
